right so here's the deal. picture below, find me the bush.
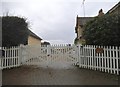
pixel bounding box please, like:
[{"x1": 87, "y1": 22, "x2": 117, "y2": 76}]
[
  {"x1": 1, "y1": 16, "x2": 29, "y2": 47},
  {"x1": 83, "y1": 13, "x2": 120, "y2": 46}
]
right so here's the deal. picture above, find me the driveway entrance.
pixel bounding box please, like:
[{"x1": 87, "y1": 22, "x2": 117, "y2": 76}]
[{"x1": 3, "y1": 62, "x2": 119, "y2": 85}]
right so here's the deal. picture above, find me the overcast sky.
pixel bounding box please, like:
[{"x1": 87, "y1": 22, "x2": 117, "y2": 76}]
[{"x1": 0, "y1": 0, "x2": 119, "y2": 44}]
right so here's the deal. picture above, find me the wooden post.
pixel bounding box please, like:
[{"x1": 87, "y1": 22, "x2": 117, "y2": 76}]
[
  {"x1": 19, "y1": 44, "x2": 25, "y2": 65},
  {"x1": 116, "y1": 46, "x2": 119, "y2": 75}
]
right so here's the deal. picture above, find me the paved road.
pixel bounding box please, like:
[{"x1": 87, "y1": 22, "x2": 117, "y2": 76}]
[{"x1": 2, "y1": 62, "x2": 119, "y2": 85}]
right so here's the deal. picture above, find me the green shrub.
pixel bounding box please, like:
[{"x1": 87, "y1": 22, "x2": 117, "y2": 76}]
[{"x1": 83, "y1": 13, "x2": 120, "y2": 46}]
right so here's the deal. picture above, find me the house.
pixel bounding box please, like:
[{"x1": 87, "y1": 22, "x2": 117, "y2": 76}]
[
  {"x1": 107, "y1": 1, "x2": 120, "y2": 14},
  {"x1": 74, "y1": 2, "x2": 119, "y2": 44},
  {"x1": 75, "y1": 16, "x2": 94, "y2": 44},
  {"x1": 28, "y1": 30, "x2": 42, "y2": 45}
]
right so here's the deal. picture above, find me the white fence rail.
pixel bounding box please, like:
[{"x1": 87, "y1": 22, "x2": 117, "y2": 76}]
[
  {"x1": 0, "y1": 46, "x2": 21, "y2": 69},
  {"x1": 78, "y1": 45, "x2": 120, "y2": 75},
  {"x1": 21, "y1": 44, "x2": 78, "y2": 66},
  {"x1": 0, "y1": 45, "x2": 120, "y2": 75}
]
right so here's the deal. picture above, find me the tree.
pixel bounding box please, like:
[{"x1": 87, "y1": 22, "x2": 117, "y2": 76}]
[
  {"x1": 74, "y1": 37, "x2": 78, "y2": 45},
  {"x1": 83, "y1": 13, "x2": 120, "y2": 46},
  {"x1": 41, "y1": 41, "x2": 50, "y2": 46},
  {"x1": 2, "y1": 16, "x2": 29, "y2": 47}
]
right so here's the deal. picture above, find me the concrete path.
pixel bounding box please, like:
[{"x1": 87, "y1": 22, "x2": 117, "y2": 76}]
[{"x1": 2, "y1": 61, "x2": 119, "y2": 85}]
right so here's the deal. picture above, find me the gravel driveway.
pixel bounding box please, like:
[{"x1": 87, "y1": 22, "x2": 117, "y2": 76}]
[{"x1": 2, "y1": 61, "x2": 119, "y2": 85}]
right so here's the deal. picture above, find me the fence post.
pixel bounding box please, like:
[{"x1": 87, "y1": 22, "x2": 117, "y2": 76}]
[
  {"x1": 78, "y1": 44, "x2": 81, "y2": 67},
  {"x1": 47, "y1": 45, "x2": 51, "y2": 65},
  {"x1": 19, "y1": 44, "x2": 24, "y2": 65},
  {"x1": 118, "y1": 47, "x2": 120, "y2": 75},
  {"x1": 76, "y1": 45, "x2": 79, "y2": 65},
  {"x1": 116, "y1": 46, "x2": 120, "y2": 75},
  {"x1": 74, "y1": 44, "x2": 78, "y2": 65},
  {"x1": 0, "y1": 47, "x2": 1, "y2": 69}
]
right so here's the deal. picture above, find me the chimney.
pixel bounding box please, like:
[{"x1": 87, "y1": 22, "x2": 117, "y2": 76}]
[{"x1": 98, "y1": 9, "x2": 104, "y2": 16}]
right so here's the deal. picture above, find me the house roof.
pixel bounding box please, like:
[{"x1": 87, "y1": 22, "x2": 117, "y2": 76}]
[
  {"x1": 76, "y1": 2, "x2": 120, "y2": 28},
  {"x1": 107, "y1": 1, "x2": 120, "y2": 14},
  {"x1": 29, "y1": 30, "x2": 42, "y2": 40},
  {"x1": 76, "y1": 17, "x2": 94, "y2": 26}
]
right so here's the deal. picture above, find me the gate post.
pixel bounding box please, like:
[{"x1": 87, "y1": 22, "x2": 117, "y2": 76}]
[
  {"x1": 77, "y1": 45, "x2": 80, "y2": 66},
  {"x1": 73, "y1": 45, "x2": 78, "y2": 65},
  {"x1": 0, "y1": 47, "x2": 2, "y2": 69},
  {"x1": 76, "y1": 44, "x2": 82, "y2": 66},
  {"x1": 19, "y1": 44, "x2": 25, "y2": 65},
  {"x1": 19, "y1": 44, "x2": 23, "y2": 65},
  {"x1": 78, "y1": 44, "x2": 83, "y2": 68},
  {"x1": 47, "y1": 45, "x2": 51, "y2": 65}
]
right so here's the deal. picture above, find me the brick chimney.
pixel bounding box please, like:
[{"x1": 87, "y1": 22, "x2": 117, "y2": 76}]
[{"x1": 98, "y1": 9, "x2": 104, "y2": 16}]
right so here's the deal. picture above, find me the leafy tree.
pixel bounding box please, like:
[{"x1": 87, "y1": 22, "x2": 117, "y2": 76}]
[
  {"x1": 1, "y1": 16, "x2": 29, "y2": 47},
  {"x1": 83, "y1": 13, "x2": 120, "y2": 46}
]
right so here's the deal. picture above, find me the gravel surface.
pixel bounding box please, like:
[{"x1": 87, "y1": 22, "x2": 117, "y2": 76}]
[{"x1": 2, "y1": 61, "x2": 119, "y2": 85}]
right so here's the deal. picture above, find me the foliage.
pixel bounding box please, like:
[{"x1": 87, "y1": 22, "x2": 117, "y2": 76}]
[
  {"x1": 74, "y1": 37, "x2": 79, "y2": 45},
  {"x1": 41, "y1": 41, "x2": 50, "y2": 46},
  {"x1": 2, "y1": 16, "x2": 29, "y2": 47},
  {"x1": 83, "y1": 13, "x2": 120, "y2": 46}
]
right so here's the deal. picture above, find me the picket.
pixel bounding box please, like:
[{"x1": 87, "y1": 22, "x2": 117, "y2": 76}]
[
  {"x1": 78, "y1": 45, "x2": 120, "y2": 75},
  {"x1": 0, "y1": 46, "x2": 20, "y2": 69},
  {"x1": 0, "y1": 44, "x2": 119, "y2": 75}
]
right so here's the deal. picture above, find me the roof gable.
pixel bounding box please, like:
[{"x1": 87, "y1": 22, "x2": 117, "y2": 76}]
[
  {"x1": 107, "y1": 1, "x2": 120, "y2": 14},
  {"x1": 77, "y1": 17, "x2": 94, "y2": 26},
  {"x1": 29, "y1": 30, "x2": 42, "y2": 40}
]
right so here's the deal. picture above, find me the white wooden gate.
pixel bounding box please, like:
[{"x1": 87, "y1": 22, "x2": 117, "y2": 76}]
[
  {"x1": 0, "y1": 45, "x2": 119, "y2": 75},
  {"x1": 21, "y1": 44, "x2": 79, "y2": 66}
]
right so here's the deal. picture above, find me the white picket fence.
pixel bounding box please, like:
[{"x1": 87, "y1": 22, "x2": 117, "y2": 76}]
[
  {"x1": 0, "y1": 45, "x2": 120, "y2": 75},
  {"x1": 0, "y1": 46, "x2": 21, "y2": 69},
  {"x1": 78, "y1": 45, "x2": 120, "y2": 75}
]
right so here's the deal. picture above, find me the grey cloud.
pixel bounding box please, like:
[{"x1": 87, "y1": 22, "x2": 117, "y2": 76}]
[{"x1": 1, "y1": 0, "x2": 119, "y2": 44}]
